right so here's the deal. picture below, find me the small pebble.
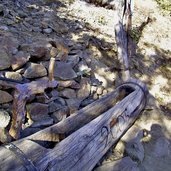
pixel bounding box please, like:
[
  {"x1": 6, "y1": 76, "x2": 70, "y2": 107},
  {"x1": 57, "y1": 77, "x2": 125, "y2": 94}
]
[{"x1": 43, "y1": 28, "x2": 53, "y2": 34}]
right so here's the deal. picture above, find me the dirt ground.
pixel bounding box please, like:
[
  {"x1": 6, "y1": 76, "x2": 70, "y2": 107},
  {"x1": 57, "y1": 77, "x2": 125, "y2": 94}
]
[
  {"x1": 0, "y1": 0, "x2": 171, "y2": 170},
  {"x1": 65, "y1": 0, "x2": 171, "y2": 170}
]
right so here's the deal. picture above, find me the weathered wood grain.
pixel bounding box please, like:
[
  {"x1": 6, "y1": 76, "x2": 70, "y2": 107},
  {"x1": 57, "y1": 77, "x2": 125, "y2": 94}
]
[
  {"x1": 0, "y1": 85, "x2": 128, "y2": 171},
  {"x1": 114, "y1": 11, "x2": 130, "y2": 81},
  {"x1": 9, "y1": 78, "x2": 58, "y2": 139},
  {"x1": 0, "y1": 140, "x2": 48, "y2": 171},
  {"x1": 0, "y1": 80, "x2": 147, "y2": 171},
  {"x1": 36, "y1": 83, "x2": 146, "y2": 171},
  {"x1": 20, "y1": 85, "x2": 128, "y2": 143}
]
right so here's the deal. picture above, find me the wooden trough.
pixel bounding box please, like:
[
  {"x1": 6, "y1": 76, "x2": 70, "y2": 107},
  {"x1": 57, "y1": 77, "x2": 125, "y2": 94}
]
[
  {"x1": 0, "y1": 2, "x2": 147, "y2": 170},
  {"x1": 0, "y1": 79, "x2": 148, "y2": 171}
]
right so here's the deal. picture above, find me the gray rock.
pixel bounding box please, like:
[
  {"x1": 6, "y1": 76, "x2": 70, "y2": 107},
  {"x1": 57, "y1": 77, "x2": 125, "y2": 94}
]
[
  {"x1": 125, "y1": 139, "x2": 144, "y2": 163},
  {"x1": 32, "y1": 27, "x2": 42, "y2": 32},
  {"x1": 30, "y1": 44, "x2": 47, "y2": 59},
  {"x1": 48, "y1": 101, "x2": 63, "y2": 113},
  {"x1": 15, "y1": 68, "x2": 26, "y2": 75},
  {"x1": 26, "y1": 94, "x2": 36, "y2": 103},
  {"x1": 50, "y1": 89, "x2": 59, "y2": 97},
  {"x1": 53, "y1": 97, "x2": 66, "y2": 106},
  {"x1": 93, "y1": 93, "x2": 99, "y2": 100},
  {"x1": 77, "y1": 77, "x2": 91, "y2": 100},
  {"x1": 52, "y1": 107, "x2": 69, "y2": 123},
  {"x1": 36, "y1": 94, "x2": 47, "y2": 103},
  {"x1": 23, "y1": 63, "x2": 47, "y2": 78},
  {"x1": 95, "y1": 157, "x2": 139, "y2": 171},
  {"x1": 5, "y1": 72, "x2": 22, "y2": 81},
  {"x1": 0, "y1": 33, "x2": 19, "y2": 55},
  {"x1": 0, "y1": 90, "x2": 13, "y2": 104},
  {"x1": 11, "y1": 51, "x2": 30, "y2": 70},
  {"x1": 58, "y1": 80, "x2": 80, "y2": 89},
  {"x1": 54, "y1": 61, "x2": 77, "y2": 80},
  {"x1": 47, "y1": 15, "x2": 69, "y2": 33},
  {"x1": 29, "y1": 40, "x2": 52, "y2": 60},
  {"x1": 68, "y1": 49, "x2": 82, "y2": 55},
  {"x1": 91, "y1": 78, "x2": 102, "y2": 86},
  {"x1": 67, "y1": 54, "x2": 80, "y2": 67},
  {"x1": 0, "y1": 4, "x2": 3, "y2": 13},
  {"x1": 0, "y1": 110, "x2": 10, "y2": 128},
  {"x1": 0, "y1": 128, "x2": 12, "y2": 143},
  {"x1": 153, "y1": 137, "x2": 170, "y2": 157},
  {"x1": 90, "y1": 85, "x2": 98, "y2": 95},
  {"x1": 80, "y1": 97, "x2": 95, "y2": 107},
  {"x1": 59, "y1": 88, "x2": 77, "y2": 99},
  {"x1": 43, "y1": 28, "x2": 53, "y2": 34},
  {"x1": 26, "y1": 103, "x2": 49, "y2": 121},
  {"x1": 0, "y1": 48, "x2": 11, "y2": 70},
  {"x1": 66, "y1": 98, "x2": 81, "y2": 114},
  {"x1": 31, "y1": 117, "x2": 54, "y2": 127},
  {"x1": 77, "y1": 60, "x2": 90, "y2": 73},
  {"x1": 0, "y1": 26, "x2": 9, "y2": 31},
  {"x1": 17, "y1": 10, "x2": 28, "y2": 18}
]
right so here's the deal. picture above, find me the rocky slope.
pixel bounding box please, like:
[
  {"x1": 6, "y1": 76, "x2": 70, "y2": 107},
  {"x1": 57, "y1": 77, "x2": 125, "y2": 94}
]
[{"x1": 0, "y1": 0, "x2": 171, "y2": 170}]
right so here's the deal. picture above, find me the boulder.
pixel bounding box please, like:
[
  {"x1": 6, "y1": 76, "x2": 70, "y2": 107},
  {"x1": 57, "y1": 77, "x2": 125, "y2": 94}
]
[
  {"x1": 58, "y1": 80, "x2": 80, "y2": 89},
  {"x1": 0, "y1": 90, "x2": 13, "y2": 104},
  {"x1": 0, "y1": 128, "x2": 12, "y2": 143},
  {"x1": 125, "y1": 139, "x2": 144, "y2": 163},
  {"x1": 52, "y1": 107, "x2": 69, "y2": 123},
  {"x1": 48, "y1": 101, "x2": 62, "y2": 113},
  {"x1": 77, "y1": 77, "x2": 91, "y2": 100},
  {"x1": 67, "y1": 54, "x2": 80, "y2": 67},
  {"x1": 0, "y1": 48, "x2": 11, "y2": 70},
  {"x1": 43, "y1": 28, "x2": 53, "y2": 34},
  {"x1": 0, "y1": 110, "x2": 10, "y2": 128},
  {"x1": 59, "y1": 88, "x2": 77, "y2": 99},
  {"x1": 30, "y1": 44, "x2": 49, "y2": 59},
  {"x1": 66, "y1": 98, "x2": 81, "y2": 114},
  {"x1": 26, "y1": 103, "x2": 49, "y2": 121},
  {"x1": 0, "y1": 33, "x2": 19, "y2": 55},
  {"x1": 5, "y1": 71, "x2": 22, "y2": 81},
  {"x1": 153, "y1": 137, "x2": 170, "y2": 157},
  {"x1": 23, "y1": 63, "x2": 47, "y2": 78},
  {"x1": 11, "y1": 51, "x2": 30, "y2": 70},
  {"x1": 95, "y1": 157, "x2": 139, "y2": 171},
  {"x1": 30, "y1": 117, "x2": 54, "y2": 128},
  {"x1": 54, "y1": 61, "x2": 77, "y2": 80}
]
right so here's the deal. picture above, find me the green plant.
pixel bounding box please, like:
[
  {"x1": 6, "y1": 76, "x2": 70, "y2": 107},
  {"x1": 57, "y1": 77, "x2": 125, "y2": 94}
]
[
  {"x1": 98, "y1": 16, "x2": 107, "y2": 25},
  {"x1": 155, "y1": 0, "x2": 171, "y2": 14}
]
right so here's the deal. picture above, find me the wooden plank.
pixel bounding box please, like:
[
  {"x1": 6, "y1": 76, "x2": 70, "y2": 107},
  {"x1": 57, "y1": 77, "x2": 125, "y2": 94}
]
[
  {"x1": 35, "y1": 83, "x2": 146, "y2": 171},
  {"x1": 19, "y1": 79, "x2": 145, "y2": 144},
  {"x1": 20, "y1": 85, "x2": 128, "y2": 143},
  {"x1": 0, "y1": 140, "x2": 48, "y2": 171}
]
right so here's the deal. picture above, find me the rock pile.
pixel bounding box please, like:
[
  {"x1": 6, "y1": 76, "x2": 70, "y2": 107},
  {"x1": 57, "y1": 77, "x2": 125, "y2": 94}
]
[{"x1": 0, "y1": 0, "x2": 116, "y2": 143}]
